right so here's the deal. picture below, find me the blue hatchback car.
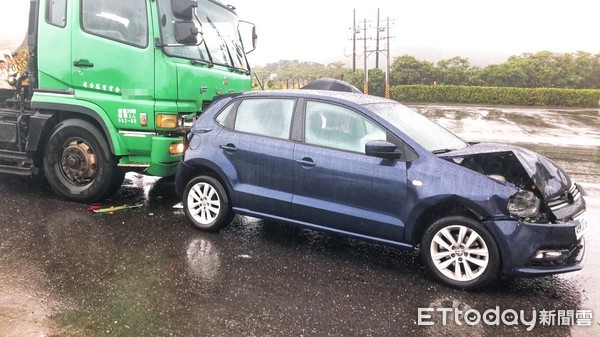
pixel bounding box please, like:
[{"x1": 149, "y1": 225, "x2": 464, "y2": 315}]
[{"x1": 175, "y1": 90, "x2": 587, "y2": 289}]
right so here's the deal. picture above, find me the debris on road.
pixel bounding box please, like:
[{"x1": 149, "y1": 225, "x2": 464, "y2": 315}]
[
  {"x1": 85, "y1": 204, "x2": 102, "y2": 212},
  {"x1": 92, "y1": 204, "x2": 143, "y2": 214}
]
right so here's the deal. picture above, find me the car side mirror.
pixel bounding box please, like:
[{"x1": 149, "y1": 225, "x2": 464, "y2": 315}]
[
  {"x1": 174, "y1": 21, "x2": 199, "y2": 45},
  {"x1": 365, "y1": 140, "x2": 402, "y2": 160}
]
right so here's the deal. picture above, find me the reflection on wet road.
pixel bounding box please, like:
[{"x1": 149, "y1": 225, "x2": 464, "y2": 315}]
[
  {"x1": 412, "y1": 104, "x2": 600, "y2": 147},
  {"x1": 0, "y1": 104, "x2": 598, "y2": 336}
]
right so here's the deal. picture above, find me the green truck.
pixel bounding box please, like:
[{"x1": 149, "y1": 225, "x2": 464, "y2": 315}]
[{"x1": 0, "y1": 0, "x2": 255, "y2": 202}]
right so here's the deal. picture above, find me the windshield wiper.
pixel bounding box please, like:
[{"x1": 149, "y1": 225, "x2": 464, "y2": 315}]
[
  {"x1": 191, "y1": 59, "x2": 213, "y2": 67},
  {"x1": 206, "y1": 16, "x2": 235, "y2": 69},
  {"x1": 192, "y1": 10, "x2": 214, "y2": 66},
  {"x1": 432, "y1": 148, "x2": 456, "y2": 154}
]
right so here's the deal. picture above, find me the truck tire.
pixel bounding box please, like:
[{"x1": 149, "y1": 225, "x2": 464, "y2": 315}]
[{"x1": 43, "y1": 119, "x2": 119, "y2": 203}]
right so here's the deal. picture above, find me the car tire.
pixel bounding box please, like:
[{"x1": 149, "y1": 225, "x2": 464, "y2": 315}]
[
  {"x1": 43, "y1": 119, "x2": 118, "y2": 203},
  {"x1": 183, "y1": 176, "x2": 232, "y2": 232},
  {"x1": 421, "y1": 216, "x2": 500, "y2": 290}
]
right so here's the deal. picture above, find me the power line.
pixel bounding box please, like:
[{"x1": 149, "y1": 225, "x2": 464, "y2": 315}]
[{"x1": 349, "y1": 9, "x2": 395, "y2": 97}]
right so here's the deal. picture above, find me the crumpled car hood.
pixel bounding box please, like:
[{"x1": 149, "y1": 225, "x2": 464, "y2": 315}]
[{"x1": 440, "y1": 143, "x2": 571, "y2": 199}]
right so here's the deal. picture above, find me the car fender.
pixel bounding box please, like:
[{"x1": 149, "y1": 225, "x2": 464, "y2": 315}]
[
  {"x1": 404, "y1": 154, "x2": 517, "y2": 244},
  {"x1": 178, "y1": 156, "x2": 236, "y2": 196}
]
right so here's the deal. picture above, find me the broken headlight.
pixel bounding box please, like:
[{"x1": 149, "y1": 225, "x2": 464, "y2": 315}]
[{"x1": 508, "y1": 190, "x2": 541, "y2": 218}]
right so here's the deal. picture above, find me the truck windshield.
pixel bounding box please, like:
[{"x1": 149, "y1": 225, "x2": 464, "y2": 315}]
[{"x1": 157, "y1": 0, "x2": 248, "y2": 71}]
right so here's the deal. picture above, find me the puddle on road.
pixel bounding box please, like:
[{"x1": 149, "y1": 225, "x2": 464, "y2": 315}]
[{"x1": 410, "y1": 104, "x2": 600, "y2": 147}]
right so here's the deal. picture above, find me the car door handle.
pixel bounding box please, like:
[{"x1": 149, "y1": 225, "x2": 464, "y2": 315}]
[
  {"x1": 220, "y1": 144, "x2": 237, "y2": 153},
  {"x1": 296, "y1": 157, "x2": 316, "y2": 168},
  {"x1": 74, "y1": 59, "x2": 94, "y2": 68}
]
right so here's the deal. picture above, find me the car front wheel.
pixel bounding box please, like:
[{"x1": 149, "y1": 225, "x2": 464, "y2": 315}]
[
  {"x1": 421, "y1": 216, "x2": 500, "y2": 290},
  {"x1": 183, "y1": 176, "x2": 232, "y2": 231}
]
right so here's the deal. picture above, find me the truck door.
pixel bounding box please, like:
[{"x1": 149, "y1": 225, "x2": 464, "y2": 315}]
[{"x1": 71, "y1": 0, "x2": 154, "y2": 133}]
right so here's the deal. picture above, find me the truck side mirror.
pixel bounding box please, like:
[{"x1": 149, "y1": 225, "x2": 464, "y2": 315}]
[
  {"x1": 251, "y1": 26, "x2": 257, "y2": 52},
  {"x1": 174, "y1": 21, "x2": 199, "y2": 45},
  {"x1": 239, "y1": 21, "x2": 257, "y2": 53},
  {"x1": 171, "y1": 0, "x2": 198, "y2": 20}
]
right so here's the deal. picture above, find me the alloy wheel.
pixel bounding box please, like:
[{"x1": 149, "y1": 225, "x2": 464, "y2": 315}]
[
  {"x1": 429, "y1": 224, "x2": 490, "y2": 281},
  {"x1": 187, "y1": 182, "x2": 221, "y2": 225}
]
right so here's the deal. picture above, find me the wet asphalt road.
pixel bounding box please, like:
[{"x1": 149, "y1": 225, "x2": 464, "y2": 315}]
[{"x1": 0, "y1": 104, "x2": 599, "y2": 336}]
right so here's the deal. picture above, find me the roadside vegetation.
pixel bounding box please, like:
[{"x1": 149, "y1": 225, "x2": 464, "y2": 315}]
[{"x1": 252, "y1": 51, "x2": 600, "y2": 107}]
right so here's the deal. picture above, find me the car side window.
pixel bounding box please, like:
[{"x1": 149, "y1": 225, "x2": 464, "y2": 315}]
[
  {"x1": 215, "y1": 102, "x2": 235, "y2": 126},
  {"x1": 234, "y1": 98, "x2": 295, "y2": 139},
  {"x1": 305, "y1": 101, "x2": 386, "y2": 153}
]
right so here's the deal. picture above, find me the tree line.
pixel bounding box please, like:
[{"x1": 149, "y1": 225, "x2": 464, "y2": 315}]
[{"x1": 253, "y1": 51, "x2": 600, "y2": 98}]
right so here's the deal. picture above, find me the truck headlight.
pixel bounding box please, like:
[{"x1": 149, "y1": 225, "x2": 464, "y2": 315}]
[
  {"x1": 157, "y1": 114, "x2": 178, "y2": 129},
  {"x1": 169, "y1": 141, "x2": 186, "y2": 155},
  {"x1": 508, "y1": 190, "x2": 541, "y2": 218}
]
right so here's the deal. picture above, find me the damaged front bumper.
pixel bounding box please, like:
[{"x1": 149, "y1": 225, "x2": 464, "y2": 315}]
[{"x1": 484, "y1": 213, "x2": 587, "y2": 277}]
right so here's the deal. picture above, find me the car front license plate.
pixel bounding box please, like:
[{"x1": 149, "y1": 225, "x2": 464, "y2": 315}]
[{"x1": 575, "y1": 214, "x2": 588, "y2": 239}]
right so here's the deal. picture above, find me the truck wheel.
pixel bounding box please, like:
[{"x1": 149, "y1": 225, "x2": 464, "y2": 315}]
[
  {"x1": 43, "y1": 119, "x2": 118, "y2": 203},
  {"x1": 421, "y1": 216, "x2": 500, "y2": 290},
  {"x1": 183, "y1": 176, "x2": 232, "y2": 232}
]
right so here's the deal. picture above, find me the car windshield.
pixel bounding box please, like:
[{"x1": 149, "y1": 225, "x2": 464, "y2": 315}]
[
  {"x1": 157, "y1": 0, "x2": 248, "y2": 71},
  {"x1": 364, "y1": 102, "x2": 468, "y2": 153}
]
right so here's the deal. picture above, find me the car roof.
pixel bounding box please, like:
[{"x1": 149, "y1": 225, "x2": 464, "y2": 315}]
[{"x1": 232, "y1": 89, "x2": 394, "y2": 106}]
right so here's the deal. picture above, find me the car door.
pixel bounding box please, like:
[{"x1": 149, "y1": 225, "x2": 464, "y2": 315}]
[
  {"x1": 292, "y1": 100, "x2": 408, "y2": 241},
  {"x1": 215, "y1": 97, "x2": 296, "y2": 218}
]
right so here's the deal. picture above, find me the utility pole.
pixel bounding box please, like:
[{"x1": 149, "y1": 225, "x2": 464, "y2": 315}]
[
  {"x1": 363, "y1": 18, "x2": 368, "y2": 95},
  {"x1": 352, "y1": 9, "x2": 356, "y2": 73},
  {"x1": 385, "y1": 16, "x2": 391, "y2": 99},
  {"x1": 375, "y1": 8, "x2": 380, "y2": 69},
  {"x1": 349, "y1": 9, "x2": 394, "y2": 95},
  {"x1": 349, "y1": 15, "x2": 371, "y2": 93}
]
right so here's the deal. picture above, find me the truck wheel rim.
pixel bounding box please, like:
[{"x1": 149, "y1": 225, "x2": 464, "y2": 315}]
[
  {"x1": 430, "y1": 225, "x2": 489, "y2": 281},
  {"x1": 60, "y1": 139, "x2": 97, "y2": 186},
  {"x1": 187, "y1": 182, "x2": 221, "y2": 225}
]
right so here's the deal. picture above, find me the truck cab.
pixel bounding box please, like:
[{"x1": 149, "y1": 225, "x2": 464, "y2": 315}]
[{"x1": 0, "y1": 0, "x2": 255, "y2": 202}]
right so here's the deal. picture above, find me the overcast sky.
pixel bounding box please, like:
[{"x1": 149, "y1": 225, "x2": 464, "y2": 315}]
[
  {"x1": 2, "y1": 1, "x2": 597, "y2": 67},
  {"x1": 231, "y1": 0, "x2": 599, "y2": 66}
]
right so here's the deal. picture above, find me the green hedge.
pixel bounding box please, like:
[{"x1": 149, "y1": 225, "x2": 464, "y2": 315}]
[{"x1": 390, "y1": 85, "x2": 600, "y2": 108}]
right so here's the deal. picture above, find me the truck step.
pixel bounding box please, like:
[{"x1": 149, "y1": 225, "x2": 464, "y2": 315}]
[
  {"x1": 0, "y1": 149, "x2": 28, "y2": 161},
  {"x1": 0, "y1": 150, "x2": 32, "y2": 176},
  {"x1": 0, "y1": 164, "x2": 32, "y2": 176}
]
